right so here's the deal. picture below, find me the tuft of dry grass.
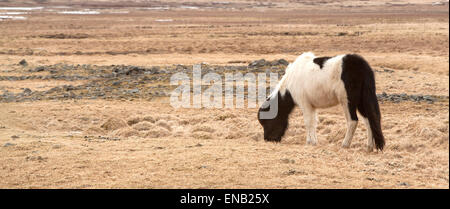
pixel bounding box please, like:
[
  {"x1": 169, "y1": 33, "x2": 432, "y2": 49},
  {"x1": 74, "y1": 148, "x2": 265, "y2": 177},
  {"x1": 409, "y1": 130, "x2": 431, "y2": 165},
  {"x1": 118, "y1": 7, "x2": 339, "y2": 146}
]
[{"x1": 101, "y1": 117, "x2": 128, "y2": 131}]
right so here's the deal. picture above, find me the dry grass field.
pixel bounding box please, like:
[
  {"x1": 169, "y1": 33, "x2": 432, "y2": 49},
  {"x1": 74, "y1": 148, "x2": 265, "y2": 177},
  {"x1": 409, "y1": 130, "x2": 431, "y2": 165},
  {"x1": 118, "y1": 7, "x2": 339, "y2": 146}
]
[{"x1": 0, "y1": 0, "x2": 448, "y2": 188}]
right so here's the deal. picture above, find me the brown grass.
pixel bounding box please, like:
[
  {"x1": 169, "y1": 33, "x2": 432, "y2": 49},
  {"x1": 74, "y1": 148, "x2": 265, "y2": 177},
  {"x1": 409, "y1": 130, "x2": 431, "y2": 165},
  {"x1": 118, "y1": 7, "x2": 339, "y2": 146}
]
[{"x1": 0, "y1": 100, "x2": 448, "y2": 188}]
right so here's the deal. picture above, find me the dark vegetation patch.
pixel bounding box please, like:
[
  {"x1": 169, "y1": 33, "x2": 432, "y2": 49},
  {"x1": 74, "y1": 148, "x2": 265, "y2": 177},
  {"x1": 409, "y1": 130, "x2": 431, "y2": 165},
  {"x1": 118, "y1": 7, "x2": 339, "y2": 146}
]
[
  {"x1": 38, "y1": 33, "x2": 91, "y2": 39},
  {"x1": 0, "y1": 59, "x2": 447, "y2": 104}
]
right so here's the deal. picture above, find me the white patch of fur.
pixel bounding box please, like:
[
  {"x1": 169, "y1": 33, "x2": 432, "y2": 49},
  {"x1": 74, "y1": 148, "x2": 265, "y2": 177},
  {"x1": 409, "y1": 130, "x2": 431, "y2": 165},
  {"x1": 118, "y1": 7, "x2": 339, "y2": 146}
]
[
  {"x1": 272, "y1": 52, "x2": 348, "y2": 107},
  {"x1": 270, "y1": 52, "x2": 320, "y2": 99},
  {"x1": 287, "y1": 53, "x2": 347, "y2": 108}
]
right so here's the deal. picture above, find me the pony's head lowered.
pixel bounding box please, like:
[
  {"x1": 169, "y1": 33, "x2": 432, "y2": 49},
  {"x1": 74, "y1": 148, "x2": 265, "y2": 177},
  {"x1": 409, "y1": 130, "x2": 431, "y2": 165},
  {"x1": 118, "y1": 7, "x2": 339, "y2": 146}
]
[
  {"x1": 257, "y1": 53, "x2": 315, "y2": 142},
  {"x1": 258, "y1": 89, "x2": 296, "y2": 142}
]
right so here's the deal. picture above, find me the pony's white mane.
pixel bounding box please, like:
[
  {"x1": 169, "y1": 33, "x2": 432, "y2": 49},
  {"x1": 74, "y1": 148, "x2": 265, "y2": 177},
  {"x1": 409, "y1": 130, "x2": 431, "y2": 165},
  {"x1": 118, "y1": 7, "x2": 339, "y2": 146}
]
[{"x1": 269, "y1": 52, "x2": 315, "y2": 99}]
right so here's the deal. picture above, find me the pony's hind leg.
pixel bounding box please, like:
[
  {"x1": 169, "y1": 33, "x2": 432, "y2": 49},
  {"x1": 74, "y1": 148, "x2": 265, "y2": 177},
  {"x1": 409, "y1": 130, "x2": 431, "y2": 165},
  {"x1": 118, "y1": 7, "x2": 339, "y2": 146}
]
[
  {"x1": 341, "y1": 102, "x2": 358, "y2": 148},
  {"x1": 363, "y1": 117, "x2": 375, "y2": 152},
  {"x1": 357, "y1": 98, "x2": 375, "y2": 152}
]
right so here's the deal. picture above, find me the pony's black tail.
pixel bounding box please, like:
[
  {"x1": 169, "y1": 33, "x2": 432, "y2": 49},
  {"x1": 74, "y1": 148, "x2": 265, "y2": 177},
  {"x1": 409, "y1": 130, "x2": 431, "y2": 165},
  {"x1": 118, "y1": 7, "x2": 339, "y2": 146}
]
[
  {"x1": 361, "y1": 87, "x2": 385, "y2": 151},
  {"x1": 358, "y1": 60, "x2": 385, "y2": 151}
]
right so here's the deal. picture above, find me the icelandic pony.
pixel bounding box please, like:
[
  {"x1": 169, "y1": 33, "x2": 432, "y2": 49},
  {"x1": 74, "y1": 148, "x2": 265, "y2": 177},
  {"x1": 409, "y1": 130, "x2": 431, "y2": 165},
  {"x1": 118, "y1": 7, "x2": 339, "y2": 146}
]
[{"x1": 258, "y1": 52, "x2": 385, "y2": 152}]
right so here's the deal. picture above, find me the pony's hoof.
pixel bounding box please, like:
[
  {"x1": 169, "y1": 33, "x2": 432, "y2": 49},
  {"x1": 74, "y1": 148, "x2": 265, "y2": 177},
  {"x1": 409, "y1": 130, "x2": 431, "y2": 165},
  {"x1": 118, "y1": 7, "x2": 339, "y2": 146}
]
[
  {"x1": 306, "y1": 140, "x2": 317, "y2": 145},
  {"x1": 341, "y1": 143, "x2": 350, "y2": 148}
]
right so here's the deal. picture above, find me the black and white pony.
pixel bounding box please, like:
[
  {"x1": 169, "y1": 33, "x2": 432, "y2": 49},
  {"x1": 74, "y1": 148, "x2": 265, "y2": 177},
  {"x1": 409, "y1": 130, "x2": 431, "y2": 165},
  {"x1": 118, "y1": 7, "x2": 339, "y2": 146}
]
[{"x1": 258, "y1": 52, "x2": 385, "y2": 152}]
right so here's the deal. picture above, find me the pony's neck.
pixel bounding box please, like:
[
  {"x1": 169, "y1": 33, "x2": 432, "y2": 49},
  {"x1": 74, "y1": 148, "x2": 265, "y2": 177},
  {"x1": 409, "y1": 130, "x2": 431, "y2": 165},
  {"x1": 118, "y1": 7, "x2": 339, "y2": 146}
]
[
  {"x1": 269, "y1": 52, "x2": 316, "y2": 101},
  {"x1": 269, "y1": 72, "x2": 288, "y2": 99}
]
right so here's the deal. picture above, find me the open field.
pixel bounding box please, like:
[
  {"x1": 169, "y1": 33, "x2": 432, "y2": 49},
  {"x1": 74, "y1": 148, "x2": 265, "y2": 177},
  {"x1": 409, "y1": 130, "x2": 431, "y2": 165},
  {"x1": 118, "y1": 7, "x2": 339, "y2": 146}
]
[
  {"x1": 0, "y1": 0, "x2": 448, "y2": 188},
  {"x1": 0, "y1": 99, "x2": 449, "y2": 188}
]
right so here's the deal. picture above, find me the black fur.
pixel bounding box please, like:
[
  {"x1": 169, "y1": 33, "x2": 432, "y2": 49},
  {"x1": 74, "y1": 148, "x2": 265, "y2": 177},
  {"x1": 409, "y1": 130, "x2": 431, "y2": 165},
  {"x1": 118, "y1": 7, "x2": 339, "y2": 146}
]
[
  {"x1": 258, "y1": 90, "x2": 296, "y2": 142},
  {"x1": 341, "y1": 54, "x2": 385, "y2": 150},
  {"x1": 313, "y1": 56, "x2": 332, "y2": 68}
]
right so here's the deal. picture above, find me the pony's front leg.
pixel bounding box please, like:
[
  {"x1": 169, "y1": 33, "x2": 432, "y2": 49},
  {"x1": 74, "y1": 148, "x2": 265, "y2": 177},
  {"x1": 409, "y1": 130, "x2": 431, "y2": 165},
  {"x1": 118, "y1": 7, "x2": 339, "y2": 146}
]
[
  {"x1": 302, "y1": 105, "x2": 318, "y2": 145},
  {"x1": 341, "y1": 102, "x2": 358, "y2": 148}
]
